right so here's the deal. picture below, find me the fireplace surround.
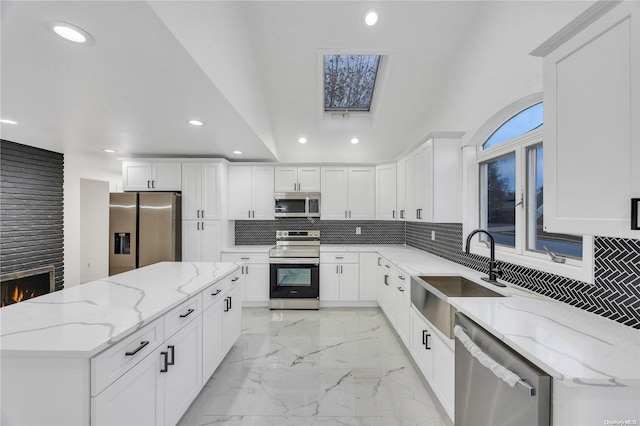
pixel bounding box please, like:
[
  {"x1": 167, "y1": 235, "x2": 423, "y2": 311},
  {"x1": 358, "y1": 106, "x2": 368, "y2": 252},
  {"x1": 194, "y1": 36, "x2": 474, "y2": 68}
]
[{"x1": 0, "y1": 265, "x2": 55, "y2": 307}]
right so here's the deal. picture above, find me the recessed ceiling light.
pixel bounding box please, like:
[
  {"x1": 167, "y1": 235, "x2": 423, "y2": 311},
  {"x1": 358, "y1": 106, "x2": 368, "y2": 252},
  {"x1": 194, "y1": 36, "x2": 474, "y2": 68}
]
[
  {"x1": 0, "y1": 119, "x2": 19, "y2": 125},
  {"x1": 350, "y1": 138, "x2": 360, "y2": 145},
  {"x1": 187, "y1": 119, "x2": 205, "y2": 126},
  {"x1": 298, "y1": 137, "x2": 308, "y2": 144},
  {"x1": 232, "y1": 150, "x2": 243, "y2": 155},
  {"x1": 103, "y1": 149, "x2": 117, "y2": 153},
  {"x1": 363, "y1": 9, "x2": 378, "y2": 27},
  {"x1": 47, "y1": 21, "x2": 94, "y2": 45}
]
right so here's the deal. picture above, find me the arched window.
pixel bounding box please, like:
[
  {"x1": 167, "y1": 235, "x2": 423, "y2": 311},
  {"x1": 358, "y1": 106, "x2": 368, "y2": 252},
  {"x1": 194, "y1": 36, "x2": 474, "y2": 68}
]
[{"x1": 476, "y1": 102, "x2": 583, "y2": 260}]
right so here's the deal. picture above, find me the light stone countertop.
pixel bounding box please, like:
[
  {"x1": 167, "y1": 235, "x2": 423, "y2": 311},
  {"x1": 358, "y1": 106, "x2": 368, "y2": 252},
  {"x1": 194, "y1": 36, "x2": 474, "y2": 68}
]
[{"x1": 0, "y1": 262, "x2": 239, "y2": 358}]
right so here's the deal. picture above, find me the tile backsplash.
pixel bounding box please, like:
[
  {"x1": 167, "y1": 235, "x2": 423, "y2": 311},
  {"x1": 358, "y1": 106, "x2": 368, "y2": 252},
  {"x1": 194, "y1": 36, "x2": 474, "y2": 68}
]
[{"x1": 234, "y1": 219, "x2": 639, "y2": 328}]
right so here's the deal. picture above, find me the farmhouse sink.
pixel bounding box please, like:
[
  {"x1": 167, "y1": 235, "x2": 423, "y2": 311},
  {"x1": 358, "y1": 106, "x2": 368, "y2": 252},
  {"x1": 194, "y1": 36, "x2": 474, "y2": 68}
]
[{"x1": 411, "y1": 275, "x2": 506, "y2": 339}]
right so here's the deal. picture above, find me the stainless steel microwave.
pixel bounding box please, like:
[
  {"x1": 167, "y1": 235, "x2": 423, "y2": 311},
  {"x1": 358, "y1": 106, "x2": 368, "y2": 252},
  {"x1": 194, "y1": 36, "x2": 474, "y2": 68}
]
[{"x1": 274, "y1": 192, "x2": 321, "y2": 218}]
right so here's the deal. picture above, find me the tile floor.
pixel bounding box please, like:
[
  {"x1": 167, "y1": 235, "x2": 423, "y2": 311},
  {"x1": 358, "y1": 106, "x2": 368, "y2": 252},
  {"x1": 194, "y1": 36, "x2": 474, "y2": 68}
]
[{"x1": 179, "y1": 308, "x2": 451, "y2": 426}]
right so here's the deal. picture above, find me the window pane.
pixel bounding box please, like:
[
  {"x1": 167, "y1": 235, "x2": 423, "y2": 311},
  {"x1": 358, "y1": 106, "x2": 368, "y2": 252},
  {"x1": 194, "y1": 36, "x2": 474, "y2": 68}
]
[
  {"x1": 324, "y1": 54, "x2": 380, "y2": 111},
  {"x1": 527, "y1": 146, "x2": 582, "y2": 259},
  {"x1": 481, "y1": 154, "x2": 516, "y2": 247},
  {"x1": 483, "y1": 103, "x2": 543, "y2": 149}
]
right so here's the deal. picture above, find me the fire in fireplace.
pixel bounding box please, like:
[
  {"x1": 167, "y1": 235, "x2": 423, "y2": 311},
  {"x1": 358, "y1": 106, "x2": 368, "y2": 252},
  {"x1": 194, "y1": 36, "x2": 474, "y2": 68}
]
[{"x1": 0, "y1": 266, "x2": 55, "y2": 307}]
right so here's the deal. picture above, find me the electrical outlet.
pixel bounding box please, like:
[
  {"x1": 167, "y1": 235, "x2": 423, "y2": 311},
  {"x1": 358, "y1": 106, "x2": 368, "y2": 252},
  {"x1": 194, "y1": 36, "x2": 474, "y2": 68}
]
[
  {"x1": 356, "y1": 227, "x2": 362, "y2": 235},
  {"x1": 431, "y1": 231, "x2": 436, "y2": 241}
]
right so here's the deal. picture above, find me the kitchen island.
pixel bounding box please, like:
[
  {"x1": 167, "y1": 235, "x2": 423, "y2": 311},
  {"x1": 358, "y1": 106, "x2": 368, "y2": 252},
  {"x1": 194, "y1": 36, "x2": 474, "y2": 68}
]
[{"x1": 0, "y1": 261, "x2": 241, "y2": 426}]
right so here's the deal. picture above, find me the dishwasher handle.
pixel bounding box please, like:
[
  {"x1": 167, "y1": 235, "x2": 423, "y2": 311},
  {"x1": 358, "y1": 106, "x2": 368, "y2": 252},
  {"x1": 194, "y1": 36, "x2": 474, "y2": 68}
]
[{"x1": 454, "y1": 325, "x2": 536, "y2": 397}]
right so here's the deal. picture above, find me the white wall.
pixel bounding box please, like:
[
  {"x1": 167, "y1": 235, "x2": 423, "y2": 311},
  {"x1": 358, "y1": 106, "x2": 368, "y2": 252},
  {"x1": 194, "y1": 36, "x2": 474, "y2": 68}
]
[
  {"x1": 64, "y1": 154, "x2": 121, "y2": 287},
  {"x1": 80, "y1": 179, "x2": 110, "y2": 284}
]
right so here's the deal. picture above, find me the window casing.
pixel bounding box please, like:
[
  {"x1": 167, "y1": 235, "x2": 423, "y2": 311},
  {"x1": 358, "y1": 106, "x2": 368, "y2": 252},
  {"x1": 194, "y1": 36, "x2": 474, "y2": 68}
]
[{"x1": 468, "y1": 100, "x2": 593, "y2": 283}]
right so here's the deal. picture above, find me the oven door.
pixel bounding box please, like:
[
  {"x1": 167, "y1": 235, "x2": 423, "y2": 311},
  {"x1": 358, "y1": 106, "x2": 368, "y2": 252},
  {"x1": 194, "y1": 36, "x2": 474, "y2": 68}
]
[{"x1": 270, "y1": 259, "x2": 319, "y2": 299}]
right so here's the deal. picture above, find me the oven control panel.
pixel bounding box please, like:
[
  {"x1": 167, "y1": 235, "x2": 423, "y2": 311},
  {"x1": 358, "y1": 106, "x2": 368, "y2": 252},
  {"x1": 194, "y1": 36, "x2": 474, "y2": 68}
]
[{"x1": 276, "y1": 230, "x2": 320, "y2": 240}]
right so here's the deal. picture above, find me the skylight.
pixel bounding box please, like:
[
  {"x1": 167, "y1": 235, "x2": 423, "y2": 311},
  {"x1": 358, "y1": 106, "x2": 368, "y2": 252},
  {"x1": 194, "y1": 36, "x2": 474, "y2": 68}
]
[{"x1": 323, "y1": 54, "x2": 381, "y2": 112}]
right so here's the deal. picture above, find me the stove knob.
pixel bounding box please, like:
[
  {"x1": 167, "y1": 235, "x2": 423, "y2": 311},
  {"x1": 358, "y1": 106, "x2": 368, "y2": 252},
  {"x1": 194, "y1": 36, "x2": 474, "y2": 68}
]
[
  {"x1": 276, "y1": 231, "x2": 281, "y2": 237},
  {"x1": 283, "y1": 231, "x2": 288, "y2": 236}
]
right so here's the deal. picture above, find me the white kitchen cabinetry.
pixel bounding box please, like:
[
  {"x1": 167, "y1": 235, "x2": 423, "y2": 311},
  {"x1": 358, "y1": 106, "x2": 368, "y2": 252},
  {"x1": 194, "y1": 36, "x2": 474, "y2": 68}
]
[
  {"x1": 396, "y1": 155, "x2": 413, "y2": 220},
  {"x1": 534, "y1": 1, "x2": 640, "y2": 239},
  {"x1": 377, "y1": 257, "x2": 395, "y2": 318},
  {"x1": 183, "y1": 220, "x2": 220, "y2": 262},
  {"x1": 182, "y1": 162, "x2": 222, "y2": 220},
  {"x1": 411, "y1": 136, "x2": 462, "y2": 223},
  {"x1": 229, "y1": 166, "x2": 274, "y2": 220},
  {"x1": 274, "y1": 166, "x2": 321, "y2": 192},
  {"x1": 221, "y1": 252, "x2": 270, "y2": 305},
  {"x1": 222, "y1": 282, "x2": 242, "y2": 354},
  {"x1": 320, "y1": 166, "x2": 375, "y2": 220},
  {"x1": 202, "y1": 284, "x2": 225, "y2": 382},
  {"x1": 409, "y1": 307, "x2": 455, "y2": 419},
  {"x1": 358, "y1": 252, "x2": 379, "y2": 301},
  {"x1": 320, "y1": 252, "x2": 359, "y2": 301},
  {"x1": 376, "y1": 163, "x2": 397, "y2": 220},
  {"x1": 122, "y1": 161, "x2": 182, "y2": 191}
]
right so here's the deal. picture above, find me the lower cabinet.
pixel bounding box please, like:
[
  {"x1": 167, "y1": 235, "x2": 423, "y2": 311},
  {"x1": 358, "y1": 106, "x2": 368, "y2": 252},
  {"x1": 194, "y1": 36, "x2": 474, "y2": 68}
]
[
  {"x1": 409, "y1": 307, "x2": 454, "y2": 419},
  {"x1": 358, "y1": 253, "x2": 379, "y2": 301},
  {"x1": 220, "y1": 253, "x2": 269, "y2": 304},
  {"x1": 92, "y1": 271, "x2": 241, "y2": 426},
  {"x1": 319, "y1": 260, "x2": 359, "y2": 301}
]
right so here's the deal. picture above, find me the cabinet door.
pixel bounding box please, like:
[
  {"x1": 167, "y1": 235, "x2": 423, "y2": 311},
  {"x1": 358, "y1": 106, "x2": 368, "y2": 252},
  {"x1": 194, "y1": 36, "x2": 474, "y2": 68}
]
[
  {"x1": 91, "y1": 349, "x2": 163, "y2": 426},
  {"x1": 359, "y1": 253, "x2": 379, "y2": 301},
  {"x1": 433, "y1": 334, "x2": 455, "y2": 417},
  {"x1": 274, "y1": 166, "x2": 298, "y2": 192},
  {"x1": 252, "y1": 166, "x2": 275, "y2": 220},
  {"x1": 182, "y1": 163, "x2": 201, "y2": 220},
  {"x1": 410, "y1": 309, "x2": 434, "y2": 382},
  {"x1": 421, "y1": 141, "x2": 434, "y2": 222},
  {"x1": 201, "y1": 221, "x2": 220, "y2": 262},
  {"x1": 244, "y1": 263, "x2": 269, "y2": 302},
  {"x1": 348, "y1": 167, "x2": 375, "y2": 220},
  {"x1": 404, "y1": 157, "x2": 415, "y2": 221},
  {"x1": 229, "y1": 166, "x2": 253, "y2": 219},
  {"x1": 152, "y1": 163, "x2": 181, "y2": 191},
  {"x1": 543, "y1": 2, "x2": 639, "y2": 239},
  {"x1": 297, "y1": 166, "x2": 321, "y2": 192},
  {"x1": 319, "y1": 263, "x2": 340, "y2": 301},
  {"x1": 395, "y1": 285, "x2": 411, "y2": 345},
  {"x1": 162, "y1": 318, "x2": 202, "y2": 426},
  {"x1": 202, "y1": 299, "x2": 225, "y2": 382},
  {"x1": 396, "y1": 158, "x2": 407, "y2": 220},
  {"x1": 182, "y1": 221, "x2": 202, "y2": 262},
  {"x1": 122, "y1": 162, "x2": 152, "y2": 191},
  {"x1": 321, "y1": 167, "x2": 349, "y2": 220},
  {"x1": 339, "y1": 263, "x2": 360, "y2": 301},
  {"x1": 412, "y1": 146, "x2": 426, "y2": 221},
  {"x1": 201, "y1": 163, "x2": 220, "y2": 220},
  {"x1": 222, "y1": 284, "x2": 242, "y2": 353},
  {"x1": 376, "y1": 163, "x2": 397, "y2": 220}
]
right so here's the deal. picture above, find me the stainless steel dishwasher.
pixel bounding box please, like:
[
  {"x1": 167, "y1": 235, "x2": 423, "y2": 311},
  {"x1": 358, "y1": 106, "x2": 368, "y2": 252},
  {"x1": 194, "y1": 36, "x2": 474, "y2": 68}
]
[{"x1": 454, "y1": 313, "x2": 551, "y2": 426}]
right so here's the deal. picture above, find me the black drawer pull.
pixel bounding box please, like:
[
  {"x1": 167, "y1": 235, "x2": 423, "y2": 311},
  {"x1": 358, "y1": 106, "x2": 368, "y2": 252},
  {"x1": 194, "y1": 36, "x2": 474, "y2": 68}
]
[
  {"x1": 211, "y1": 289, "x2": 222, "y2": 296},
  {"x1": 179, "y1": 308, "x2": 195, "y2": 318},
  {"x1": 167, "y1": 345, "x2": 175, "y2": 366},
  {"x1": 397, "y1": 286, "x2": 405, "y2": 292},
  {"x1": 125, "y1": 340, "x2": 149, "y2": 356},
  {"x1": 160, "y1": 351, "x2": 169, "y2": 373},
  {"x1": 231, "y1": 277, "x2": 239, "y2": 282}
]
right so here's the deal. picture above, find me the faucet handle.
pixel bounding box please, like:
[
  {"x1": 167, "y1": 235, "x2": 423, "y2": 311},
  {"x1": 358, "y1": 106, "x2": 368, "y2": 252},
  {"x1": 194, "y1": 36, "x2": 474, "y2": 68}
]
[{"x1": 495, "y1": 262, "x2": 503, "y2": 277}]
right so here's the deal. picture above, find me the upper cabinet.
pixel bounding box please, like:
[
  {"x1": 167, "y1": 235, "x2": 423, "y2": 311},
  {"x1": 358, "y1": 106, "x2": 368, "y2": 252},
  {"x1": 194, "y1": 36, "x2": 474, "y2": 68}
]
[
  {"x1": 182, "y1": 162, "x2": 223, "y2": 220},
  {"x1": 396, "y1": 155, "x2": 414, "y2": 221},
  {"x1": 122, "y1": 161, "x2": 181, "y2": 191},
  {"x1": 229, "y1": 166, "x2": 274, "y2": 220},
  {"x1": 274, "y1": 166, "x2": 321, "y2": 192},
  {"x1": 376, "y1": 163, "x2": 397, "y2": 220},
  {"x1": 408, "y1": 135, "x2": 462, "y2": 223},
  {"x1": 321, "y1": 166, "x2": 375, "y2": 220},
  {"x1": 534, "y1": 1, "x2": 639, "y2": 239}
]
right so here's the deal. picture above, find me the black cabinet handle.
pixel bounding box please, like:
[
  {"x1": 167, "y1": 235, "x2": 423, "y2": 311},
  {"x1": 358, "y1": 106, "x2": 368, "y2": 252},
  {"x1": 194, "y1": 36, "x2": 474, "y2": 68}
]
[
  {"x1": 393, "y1": 210, "x2": 396, "y2": 219},
  {"x1": 229, "y1": 296, "x2": 232, "y2": 310},
  {"x1": 224, "y1": 297, "x2": 230, "y2": 312},
  {"x1": 212, "y1": 289, "x2": 222, "y2": 296},
  {"x1": 125, "y1": 340, "x2": 149, "y2": 356},
  {"x1": 384, "y1": 275, "x2": 390, "y2": 286},
  {"x1": 400, "y1": 210, "x2": 405, "y2": 219},
  {"x1": 422, "y1": 330, "x2": 428, "y2": 346},
  {"x1": 378, "y1": 257, "x2": 381, "y2": 266},
  {"x1": 167, "y1": 345, "x2": 175, "y2": 366},
  {"x1": 397, "y1": 286, "x2": 404, "y2": 292},
  {"x1": 179, "y1": 308, "x2": 195, "y2": 318},
  {"x1": 160, "y1": 351, "x2": 169, "y2": 373},
  {"x1": 231, "y1": 277, "x2": 239, "y2": 282},
  {"x1": 424, "y1": 331, "x2": 431, "y2": 350}
]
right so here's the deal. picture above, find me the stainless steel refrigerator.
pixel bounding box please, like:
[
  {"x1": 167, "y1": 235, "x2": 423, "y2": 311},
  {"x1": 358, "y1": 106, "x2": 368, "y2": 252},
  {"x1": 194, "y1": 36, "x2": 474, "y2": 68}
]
[{"x1": 109, "y1": 192, "x2": 182, "y2": 276}]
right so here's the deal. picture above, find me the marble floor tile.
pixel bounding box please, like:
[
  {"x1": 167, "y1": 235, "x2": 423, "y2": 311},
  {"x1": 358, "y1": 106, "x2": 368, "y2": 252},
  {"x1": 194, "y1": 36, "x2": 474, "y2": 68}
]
[{"x1": 179, "y1": 308, "x2": 450, "y2": 426}]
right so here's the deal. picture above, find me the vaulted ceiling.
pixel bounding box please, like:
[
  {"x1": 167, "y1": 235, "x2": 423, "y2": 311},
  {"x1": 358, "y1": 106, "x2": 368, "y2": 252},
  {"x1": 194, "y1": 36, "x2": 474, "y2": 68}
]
[{"x1": 0, "y1": 1, "x2": 591, "y2": 163}]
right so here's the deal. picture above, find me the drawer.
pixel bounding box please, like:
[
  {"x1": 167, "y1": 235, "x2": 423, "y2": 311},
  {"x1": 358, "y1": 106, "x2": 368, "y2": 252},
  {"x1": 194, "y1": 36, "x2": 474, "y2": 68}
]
[
  {"x1": 165, "y1": 295, "x2": 202, "y2": 338},
  {"x1": 202, "y1": 282, "x2": 224, "y2": 311},
  {"x1": 221, "y1": 253, "x2": 269, "y2": 263},
  {"x1": 223, "y1": 272, "x2": 242, "y2": 292},
  {"x1": 91, "y1": 317, "x2": 164, "y2": 396},
  {"x1": 320, "y1": 252, "x2": 359, "y2": 263}
]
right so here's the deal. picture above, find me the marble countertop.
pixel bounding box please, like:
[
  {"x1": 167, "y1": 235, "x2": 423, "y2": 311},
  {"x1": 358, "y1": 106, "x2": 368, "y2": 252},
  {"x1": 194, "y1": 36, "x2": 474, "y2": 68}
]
[{"x1": 0, "y1": 262, "x2": 239, "y2": 358}]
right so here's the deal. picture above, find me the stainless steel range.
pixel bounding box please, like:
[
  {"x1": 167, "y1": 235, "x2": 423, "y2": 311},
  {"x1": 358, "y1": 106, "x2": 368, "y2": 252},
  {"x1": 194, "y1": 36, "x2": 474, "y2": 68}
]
[{"x1": 269, "y1": 230, "x2": 320, "y2": 310}]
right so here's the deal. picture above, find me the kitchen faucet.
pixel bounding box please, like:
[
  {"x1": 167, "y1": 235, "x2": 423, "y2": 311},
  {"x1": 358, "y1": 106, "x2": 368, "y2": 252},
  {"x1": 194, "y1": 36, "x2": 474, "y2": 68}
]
[{"x1": 464, "y1": 229, "x2": 506, "y2": 287}]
